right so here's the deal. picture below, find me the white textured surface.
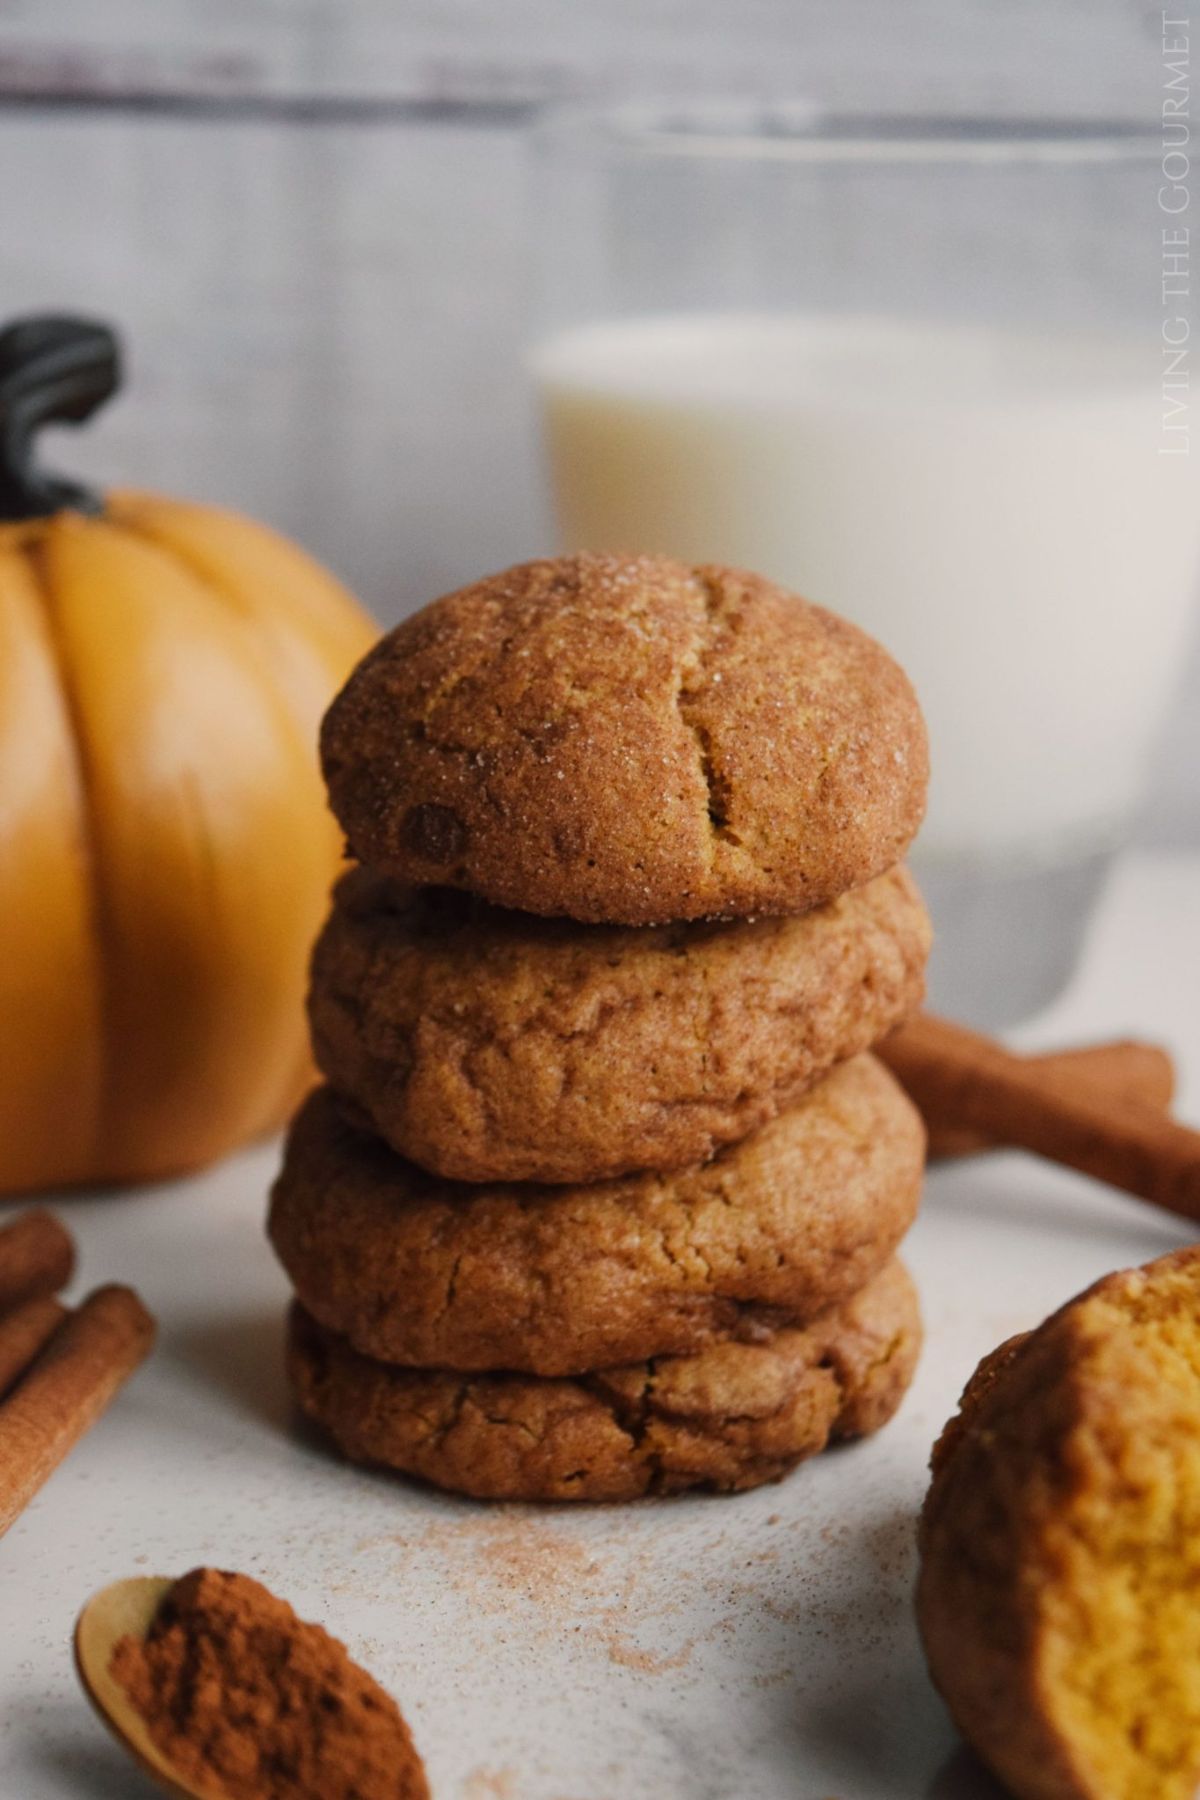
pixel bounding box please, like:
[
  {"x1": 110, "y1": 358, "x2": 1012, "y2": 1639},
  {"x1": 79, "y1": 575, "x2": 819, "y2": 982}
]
[{"x1": 0, "y1": 851, "x2": 1197, "y2": 1799}]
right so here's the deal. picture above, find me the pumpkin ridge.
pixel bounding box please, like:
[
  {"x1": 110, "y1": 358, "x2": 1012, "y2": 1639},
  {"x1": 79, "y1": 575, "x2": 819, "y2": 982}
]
[
  {"x1": 103, "y1": 507, "x2": 313, "y2": 712},
  {"x1": 102, "y1": 507, "x2": 346, "y2": 1134},
  {"x1": 105, "y1": 494, "x2": 372, "y2": 648},
  {"x1": 53, "y1": 515, "x2": 339, "y2": 1170},
  {"x1": 108, "y1": 506, "x2": 257, "y2": 621},
  {"x1": 104, "y1": 502, "x2": 368, "y2": 739},
  {"x1": 23, "y1": 525, "x2": 114, "y2": 1175}
]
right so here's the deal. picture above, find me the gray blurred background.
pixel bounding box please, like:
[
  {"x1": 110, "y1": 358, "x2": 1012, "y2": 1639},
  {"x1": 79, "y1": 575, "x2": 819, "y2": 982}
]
[{"x1": 1, "y1": 0, "x2": 1195, "y2": 843}]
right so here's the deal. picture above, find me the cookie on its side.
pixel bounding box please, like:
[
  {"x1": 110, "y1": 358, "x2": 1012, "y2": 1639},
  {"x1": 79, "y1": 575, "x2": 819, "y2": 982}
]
[
  {"x1": 917, "y1": 1246, "x2": 1200, "y2": 1800},
  {"x1": 268, "y1": 1055, "x2": 925, "y2": 1377},
  {"x1": 287, "y1": 1259, "x2": 921, "y2": 1503},
  {"x1": 309, "y1": 863, "x2": 930, "y2": 1184},
  {"x1": 320, "y1": 555, "x2": 928, "y2": 926}
]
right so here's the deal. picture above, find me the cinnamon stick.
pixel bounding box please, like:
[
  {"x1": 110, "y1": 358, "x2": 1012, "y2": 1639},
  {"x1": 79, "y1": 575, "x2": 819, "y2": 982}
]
[
  {"x1": 920, "y1": 1040, "x2": 1175, "y2": 1159},
  {"x1": 0, "y1": 1209, "x2": 74, "y2": 1311},
  {"x1": 0, "y1": 1295, "x2": 67, "y2": 1398},
  {"x1": 0, "y1": 1284, "x2": 156, "y2": 1539},
  {"x1": 881, "y1": 1013, "x2": 1200, "y2": 1223}
]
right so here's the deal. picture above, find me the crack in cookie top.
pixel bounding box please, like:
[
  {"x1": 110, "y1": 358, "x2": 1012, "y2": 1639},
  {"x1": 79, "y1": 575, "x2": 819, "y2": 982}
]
[{"x1": 320, "y1": 555, "x2": 929, "y2": 925}]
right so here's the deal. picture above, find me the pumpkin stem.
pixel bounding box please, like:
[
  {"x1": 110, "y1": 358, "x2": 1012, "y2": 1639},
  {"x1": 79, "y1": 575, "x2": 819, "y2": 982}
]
[{"x1": 0, "y1": 315, "x2": 120, "y2": 521}]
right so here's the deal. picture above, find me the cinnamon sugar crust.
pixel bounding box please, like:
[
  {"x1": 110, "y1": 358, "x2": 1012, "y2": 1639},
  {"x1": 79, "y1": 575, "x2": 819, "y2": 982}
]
[{"x1": 320, "y1": 555, "x2": 928, "y2": 926}]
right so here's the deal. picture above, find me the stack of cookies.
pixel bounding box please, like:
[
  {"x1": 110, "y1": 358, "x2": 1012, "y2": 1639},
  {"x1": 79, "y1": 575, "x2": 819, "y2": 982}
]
[{"x1": 269, "y1": 555, "x2": 932, "y2": 1503}]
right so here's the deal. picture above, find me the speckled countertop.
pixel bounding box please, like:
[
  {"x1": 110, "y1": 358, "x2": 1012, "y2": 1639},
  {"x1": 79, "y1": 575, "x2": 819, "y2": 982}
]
[{"x1": 2, "y1": 854, "x2": 1197, "y2": 1800}]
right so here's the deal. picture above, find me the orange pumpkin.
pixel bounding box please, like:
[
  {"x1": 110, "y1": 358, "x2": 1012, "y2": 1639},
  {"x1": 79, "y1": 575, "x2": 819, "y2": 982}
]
[{"x1": 0, "y1": 316, "x2": 376, "y2": 1193}]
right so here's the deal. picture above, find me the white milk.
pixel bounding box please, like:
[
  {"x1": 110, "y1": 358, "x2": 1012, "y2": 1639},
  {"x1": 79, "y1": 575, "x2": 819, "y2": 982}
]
[{"x1": 534, "y1": 315, "x2": 1200, "y2": 863}]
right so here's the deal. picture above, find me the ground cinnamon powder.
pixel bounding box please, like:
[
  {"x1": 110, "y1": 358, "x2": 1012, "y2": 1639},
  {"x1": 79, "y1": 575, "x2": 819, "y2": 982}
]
[{"x1": 109, "y1": 1567, "x2": 429, "y2": 1800}]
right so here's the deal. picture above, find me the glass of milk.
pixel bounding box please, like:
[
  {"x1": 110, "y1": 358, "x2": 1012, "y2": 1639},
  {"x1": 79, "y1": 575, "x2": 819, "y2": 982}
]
[{"x1": 529, "y1": 106, "x2": 1200, "y2": 1026}]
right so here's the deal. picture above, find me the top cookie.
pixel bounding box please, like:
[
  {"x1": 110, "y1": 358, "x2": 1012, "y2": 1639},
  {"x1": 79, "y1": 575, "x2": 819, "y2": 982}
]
[{"x1": 321, "y1": 555, "x2": 928, "y2": 924}]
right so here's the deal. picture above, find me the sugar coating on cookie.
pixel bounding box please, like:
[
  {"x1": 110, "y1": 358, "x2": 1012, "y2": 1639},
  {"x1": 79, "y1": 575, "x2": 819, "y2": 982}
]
[
  {"x1": 309, "y1": 863, "x2": 931, "y2": 1184},
  {"x1": 268, "y1": 1053, "x2": 925, "y2": 1377},
  {"x1": 320, "y1": 555, "x2": 929, "y2": 925},
  {"x1": 286, "y1": 1258, "x2": 922, "y2": 1502},
  {"x1": 918, "y1": 1245, "x2": 1200, "y2": 1800}
]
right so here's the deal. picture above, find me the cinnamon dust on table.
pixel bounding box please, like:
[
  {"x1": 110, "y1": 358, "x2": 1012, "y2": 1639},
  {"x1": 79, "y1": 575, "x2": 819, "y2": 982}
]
[{"x1": 110, "y1": 1567, "x2": 429, "y2": 1800}]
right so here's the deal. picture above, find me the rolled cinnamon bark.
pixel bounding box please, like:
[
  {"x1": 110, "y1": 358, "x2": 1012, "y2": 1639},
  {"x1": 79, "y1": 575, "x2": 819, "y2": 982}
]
[
  {"x1": 0, "y1": 1295, "x2": 67, "y2": 1398},
  {"x1": 0, "y1": 1209, "x2": 74, "y2": 1312},
  {"x1": 881, "y1": 1013, "x2": 1200, "y2": 1222},
  {"x1": 919, "y1": 1040, "x2": 1175, "y2": 1159},
  {"x1": 0, "y1": 1284, "x2": 156, "y2": 1539}
]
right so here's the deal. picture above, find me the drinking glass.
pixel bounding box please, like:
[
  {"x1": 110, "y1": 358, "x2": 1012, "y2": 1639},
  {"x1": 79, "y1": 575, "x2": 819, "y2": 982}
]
[{"x1": 529, "y1": 104, "x2": 1200, "y2": 1025}]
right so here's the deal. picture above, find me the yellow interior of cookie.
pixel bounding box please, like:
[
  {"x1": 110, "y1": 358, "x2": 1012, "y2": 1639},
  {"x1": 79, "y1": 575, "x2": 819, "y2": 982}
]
[{"x1": 1038, "y1": 1271, "x2": 1200, "y2": 1800}]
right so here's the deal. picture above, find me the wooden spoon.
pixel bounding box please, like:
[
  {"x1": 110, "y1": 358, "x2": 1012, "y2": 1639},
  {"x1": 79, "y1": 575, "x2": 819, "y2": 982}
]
[{"x1": 74, "y1": 1575, "x2": 228, "y2": 1800}]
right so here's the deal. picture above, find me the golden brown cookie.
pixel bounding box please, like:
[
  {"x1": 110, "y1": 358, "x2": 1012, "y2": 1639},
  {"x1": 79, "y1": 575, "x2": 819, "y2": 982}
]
[
  {"x1": 268, "y1": 1054, "x2": 924, "y2": 1377},
  {"x1": 320, "y1": 555, "x2": 928, "y2": 925},
  {"x1": 309, "y1": 863, "x2": 930, "y2": 1184},
  {"x1": 287, "y1": 1258, "x2": 921, "y2": 1503},
  {"x1": 917, "y1": 1246, "x2": 1200, "y2": 1800}
]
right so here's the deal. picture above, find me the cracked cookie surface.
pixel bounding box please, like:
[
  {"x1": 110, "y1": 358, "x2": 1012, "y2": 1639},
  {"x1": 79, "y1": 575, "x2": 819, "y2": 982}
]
[
  {"x1": 309, "y1": 863, "x2": 929, "y2": 1184},
  {"x1": 320, "y1": 554, "x2": 928, "y2": 925},
  {"x1": 286, "y1": 1257, "x2": 921, "y2": 1502},
  {"x1": 268, "y1": 1054, "x2": 925, "y2": 1377}
]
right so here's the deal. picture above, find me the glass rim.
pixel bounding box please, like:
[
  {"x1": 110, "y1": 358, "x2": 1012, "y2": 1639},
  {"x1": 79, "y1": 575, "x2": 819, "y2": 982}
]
[{"x1": 536, "y1": 100, "x2": 1161, "y2": 165}]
